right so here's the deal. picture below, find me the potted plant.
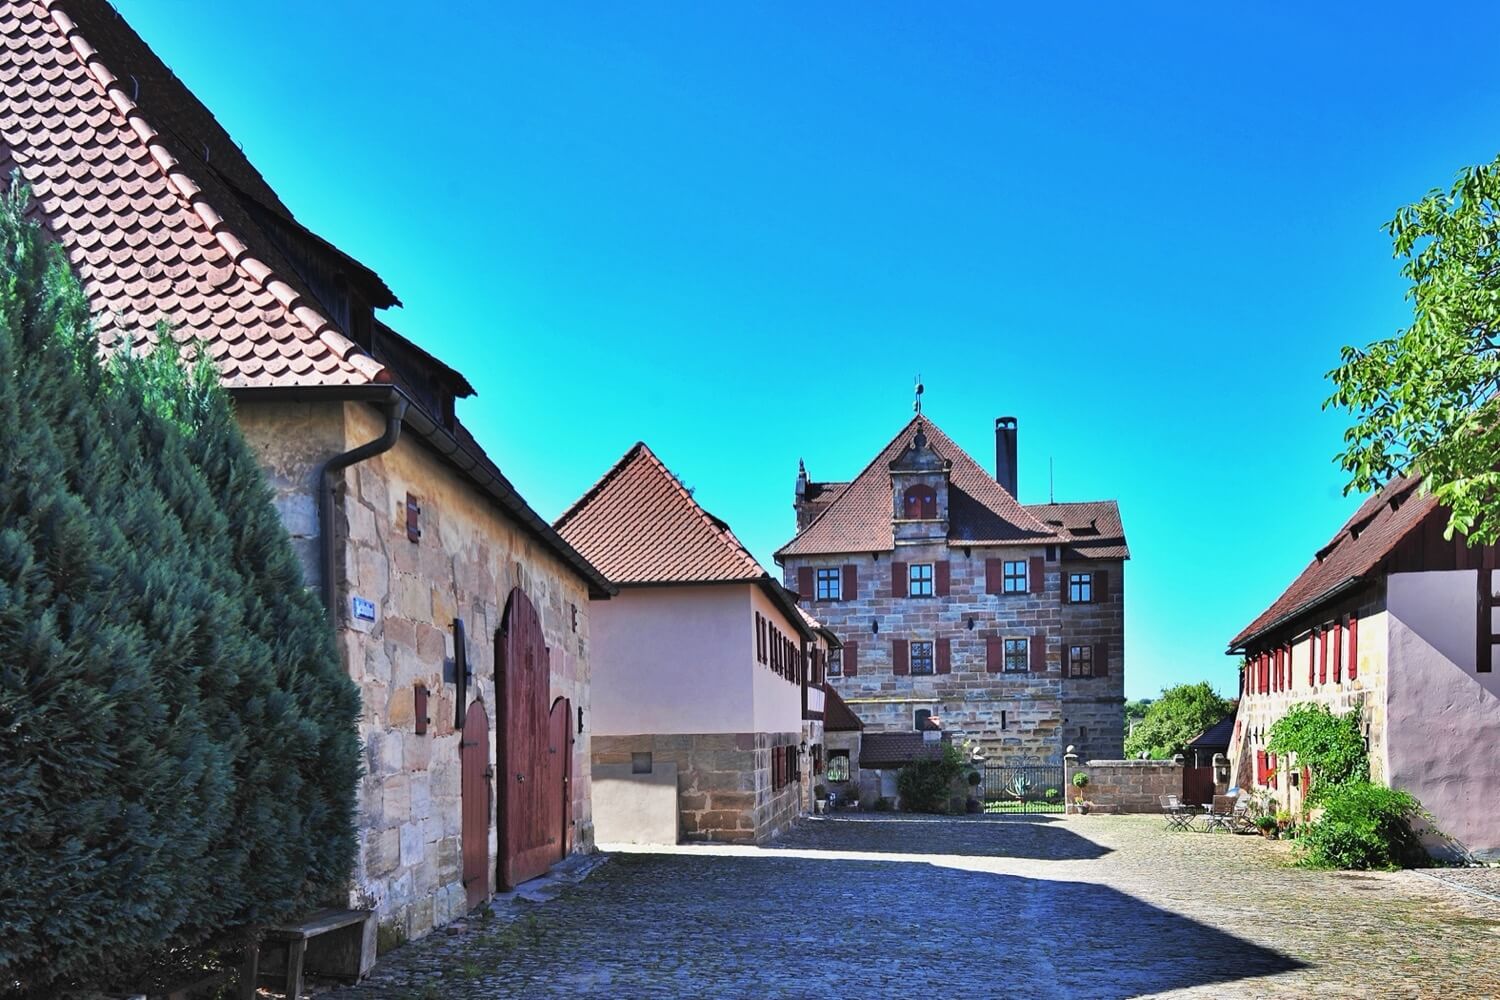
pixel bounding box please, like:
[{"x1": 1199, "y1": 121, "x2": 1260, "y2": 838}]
[
  {"x1": 1071, "y1": 771, "x2": 1090, "y2": 813},
  {"x1": 1275, "y1": 809, "x2": 1294, "y2": 833},
  {"x1": 965, "y1": 771, "x2": 983, "y2": 814},
  {"x1": 1045, "y1": 787, "x2": 1061, "y2": 806},
  {"x1": 1255, "y1": 815, "x2": 1279, "y2": 839},
  {"x1": 840, "y1": 785, "x2": 860, "y2": 810}
]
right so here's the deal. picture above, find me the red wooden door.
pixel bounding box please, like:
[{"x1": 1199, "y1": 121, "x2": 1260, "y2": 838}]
[
  {"x1": 497, "y1": 588, "x2": 568, "y2": 888},
  {"x1": 547, "y1": 696, "x2": 573, "y2": 856},
  {"x1": 1182, "y1": 767, "x2": 1216, "y2": 805},
  {"x1": 460, "y1": 701, "x2": 491, "y2": 911}
]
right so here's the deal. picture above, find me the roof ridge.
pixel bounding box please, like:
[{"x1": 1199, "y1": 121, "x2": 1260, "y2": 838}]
[
  {"x1": 775, "y1": 416, "x2": 923, "y2": 556},
  {"x1": 553, "y1": 441, "x2": 647, "y2": 531},
  {"x1": 44, "y1": 1, "x2": 386, "y2": 382}
]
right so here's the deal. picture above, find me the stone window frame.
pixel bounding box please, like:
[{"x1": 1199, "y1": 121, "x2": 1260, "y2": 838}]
[
  {"x1": 1002, "y1": 559, "x2": 1028, "y2": 593},
  {"x1": 827, "y1": 647, "x2": 842, "y2": 676},
  {"x1": 909, "y1": 562, "x2": 935, "y2": 597},
  {"x1": 1003, "y1": 637, "x2": 1029, "y2": 673},
  {"x1": 1068, "y1": 572, "x2": 1094, "y2": 603},
  {"x1": 815, "y1": 566, "x2": 842, "y2": 601},
  {"x1": 1068, "y1": 644, "x2": 1095, "y2": 677},
  {"x1": 910, "y1": 640, "x2": 935, "y2": 675}
]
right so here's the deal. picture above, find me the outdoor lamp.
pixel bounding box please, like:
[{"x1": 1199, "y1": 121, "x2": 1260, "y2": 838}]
[{"x1": 798, "y1": 741, "x2": 807, "y2": 757}]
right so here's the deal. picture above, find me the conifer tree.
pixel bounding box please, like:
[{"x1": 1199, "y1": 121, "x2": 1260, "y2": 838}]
[{"x1": 0, "y1": 182, "x2": 359, "y2": 995}]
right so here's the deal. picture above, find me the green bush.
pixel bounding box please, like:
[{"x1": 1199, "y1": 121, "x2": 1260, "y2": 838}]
[
  {"x1": 0, "y1": 183, "x2": 360, "y2": 995},
  {"x1": 896, "y1": 743, "x2": 964, "y2": 813},
  {"x1": 1267, "y1": 704, "x2": 1368, "y2": 801},
  {"x1": 1297, "y1": 782, "x2": 1427, "y2": 870}
]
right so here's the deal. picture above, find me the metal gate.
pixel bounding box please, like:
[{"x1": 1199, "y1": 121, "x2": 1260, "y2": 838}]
[
  {"x1": 980, "y1": 764, "x2": 1066, "y2": 813},
  {"x1": 497, "y1": 587, "x2": 568, "y2": 889},
  {"x1": 460, "y1": 701, "x2": 491, "y2": 910}
]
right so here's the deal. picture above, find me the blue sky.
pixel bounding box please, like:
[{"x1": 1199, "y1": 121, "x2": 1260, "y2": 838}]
[{"x1": 121, "y1": 2, "x2": 1500, "y2": 699}]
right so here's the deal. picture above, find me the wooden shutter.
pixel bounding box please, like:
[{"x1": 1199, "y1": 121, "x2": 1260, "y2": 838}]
[
  {"x1": 986, "y1": 637, "x2": 1003, "y2": 673},
  {"x1": 844, "y1": 640, "x2": 858, "y2": 677},
  {"x1": 985, "y1": 558, "x2": 1002, "y2": 595},
  {"x1": 1030, "y1": 633, "x2": 1046, "y2": 672},
  {"x1": 1347, "y1": 615, "x2": 1359, "y2": 680},
  {"x1": 1269, "y1": 752, "x2": 1278, "y2": 788},
  {"x1": 798, "y1": 567, "x2": 814, "y2": 602},
  {"x1": 1319, "y1": 628, "x2": 1328, "y2": 684},
  {"x1": 891, "y1": 561, "x2": 908, "y2": 599},
  {"x1": 1332, "y1": 620, "x2": 1344, "y2": 684},
  {"x1": 1309, "y1": 630, "x2": 1317, "y2": 686},
  {"x1": 1029, "y1": 555, "x2": 1045, "y2": 594},
  {"x1": 935, "y1": 560, "x2": 950, "y2": 597},
  {"x1": 414, "y1": 683, "x2": 429, "y2": 735},
  {"x1": 1093, "y1": 640, "x2": 1109, "y2": 677},
  {"x1": 936, "y1": 637, "x2": 951, "y2": 674},
  {"x1": 1256, "y1": 750, "x2": 1267, "y2": 785},
  {"x1": 841, "y1": 563, "x2": 857, "y2": 601},
  {"x1": 892, "y1": 638, "x2": 909, "y2": 676},
  {"x1": 1094, "y1": 569, "x2": 1109, "y2": 602}
]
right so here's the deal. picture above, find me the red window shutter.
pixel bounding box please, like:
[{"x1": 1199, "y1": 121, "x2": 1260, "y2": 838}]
[
  {"x1": 1269, "y1": 752, "x2": 1278, "y2": 788},
  {"x1": 844, "y1": 640, "x2": 858, "y2": 677},
  {"x1": 798, "y1": 567, "x2": 814, "y2": 602},
  {"x1": 1338, "y1": 620, "x2": 1350, "y2": 683},
  {"x1": 1319, "y1": 627, "x2": 1328, "y2": 684},
  {"x1": 1302, "y1": 766, "x2": 1311, "y2": 791},
  {"x1": 1029, "y1": 555, "x2": 1045, "y2": 594},
  {"x1": 986, "y1": 637, "x2": 1003, "y2": 673},
  {"x1": 1347, "y1": 615, "x2": 1359, "y2": 680},
  {"x1": 891, "y1": 561, "x2": 908, "y2": 599},
  {"x1": 935, "y1": 560, "x2": 950, "y2": 597},
  {"x1": 1094, "y1": 569, "x2": 1109, "y2": 602},
  {"x1": 985, "y1": 558, "x2": 1002, "y2": 595},
  {"x1": 1256, "y1": 750, "x2": 1267, "y2": 785},
  {"x1": 1285, "y1": 642, "x2": 1293, "y2": 689},
  {"x1": 1261, "y1": 652, "x2": 1269, "y2": 694},
  {"x1": 1271, "y1": 649, "x2": 1278, "y2": 692},
  {"x1": 936, "y1": 637, "x2": 951, "y2": 674},
  {"x1": 1093, "y1": 640, "x2": 1109, "y2": 677},
  {"x1": 842, "y1": 563, "x2": 857, "y2": 601},
  {"x1": 892, "y1": 638, "x2": 909, "y2": 676},
  {"x1": 1309, "y1": 631, "x2": 1317, "y2": 686},
  {"x1": 1030, "y1": 633, "x2": 1046, "y2": 672}
]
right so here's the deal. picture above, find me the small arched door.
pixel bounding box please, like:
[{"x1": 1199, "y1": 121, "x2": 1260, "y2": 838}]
[
  {"x1": 497, "y1": 588, "x2": 571, "y2": 888},
  {"x1": 459, "y1": 701, "x2": 491, "y2": 911}
]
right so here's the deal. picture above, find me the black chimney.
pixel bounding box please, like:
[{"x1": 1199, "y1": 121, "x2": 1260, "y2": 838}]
[{"x1": 995, "y1": 417, "x2": 1018, "y2": 496}]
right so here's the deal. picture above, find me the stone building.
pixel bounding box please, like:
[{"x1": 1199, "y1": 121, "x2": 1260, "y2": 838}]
[
  {"x1": 0, "y1": 0, "x2": 613, "y2": 939},
  {"x1": 777, "y1": 412, "x2": 1128, "y2": 764},
  {"x1": 1228, "y1": 476, "x2": 1500, "y2": 860},
  {"x1": 557, "y1": 443, "x2": 831, "y2": 843}
]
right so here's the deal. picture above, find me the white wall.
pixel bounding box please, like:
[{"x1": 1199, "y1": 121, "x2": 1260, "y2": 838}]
[
  {"x1": 749, "y1": 584, "x2": 807, "y2": 735},
  {"x1": 590, "y1": 586, "x2": 754, "y2": 735},
  {"x1": 1387, "y1": 570, "x2": 1500, "y2": 858}
]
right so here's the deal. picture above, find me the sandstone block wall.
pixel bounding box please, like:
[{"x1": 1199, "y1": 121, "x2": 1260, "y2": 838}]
[
  {"x1": 240, "y1": 399, "x2": 594, "y2": 942},
  {"x1": 1074, "y1": 760, "x2": 1184, "y2": 813},
  {"x1": 593, "y1": 731, "x2": 803, "y2": 843},
  {"x1": 784, "y1": 545, "x2": 1125, "y2": 764}
]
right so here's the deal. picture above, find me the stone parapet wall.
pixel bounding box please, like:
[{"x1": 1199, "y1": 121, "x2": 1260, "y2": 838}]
[
  {"x1": 593, "y1": 731, "x2": 802, "y2": 843},
  {"x1": 1074, "y1": 760, "x2": 1183, "y2": 814}
]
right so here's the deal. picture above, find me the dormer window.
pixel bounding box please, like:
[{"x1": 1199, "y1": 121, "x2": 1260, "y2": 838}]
[{"x1": 903, "y1": 484, "x2": 937, "y2": 519}]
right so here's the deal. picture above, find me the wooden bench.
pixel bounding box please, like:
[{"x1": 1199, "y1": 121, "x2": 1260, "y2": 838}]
[{"x1": 239, "y1": 908, "x2": 376, "y2": 999}]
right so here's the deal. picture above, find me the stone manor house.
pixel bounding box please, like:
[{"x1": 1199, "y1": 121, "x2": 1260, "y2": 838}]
[{"x1": 777, "y1": 413, "x2": 1129, "y2": 764}]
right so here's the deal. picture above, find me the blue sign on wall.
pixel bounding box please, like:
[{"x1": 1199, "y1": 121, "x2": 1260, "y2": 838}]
[{"x1": 351, "y1": 596, "x2": 377, "y2": 622}]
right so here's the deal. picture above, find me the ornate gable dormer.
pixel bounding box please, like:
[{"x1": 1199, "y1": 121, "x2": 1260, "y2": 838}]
[{"x1": 889, "y1": 422, "x2": 951, "y2": 544}]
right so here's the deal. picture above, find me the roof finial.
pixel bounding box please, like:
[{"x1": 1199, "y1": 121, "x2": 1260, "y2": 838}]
[{"x1": 913, "y1": 374, "x2": 924, "y2": 415}]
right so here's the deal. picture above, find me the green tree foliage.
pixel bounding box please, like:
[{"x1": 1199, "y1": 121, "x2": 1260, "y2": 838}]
[
  {"x1": 1123, "y1": 682, "x2": 1231, "y2": 760},
  {"x1": 1296, "y1": 783, "x2": 1427, "y2": 870},
  {"x1": 896, "y1": 743, "x2": 965, "y2": 813},
  {"x1": 0, "y1": 183, "x2": 360, "y2": 996},
  {"x1": 1328, "y1": 154, "x2": 1500, "y2": 544},
  {"x1": 1266, "y1": 703, "x2": 1368, "y2": 801}
]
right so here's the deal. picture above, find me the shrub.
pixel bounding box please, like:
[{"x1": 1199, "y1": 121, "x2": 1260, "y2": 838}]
[
  {"x1": 896, "y1": 744, "x2": 964, "y2": 813},
  {"x1": 0, "y1": 183, "x2": 360, "y2": 995},
  {"x1": 1267, "y1": 704, "x2": 1368, "y2": 800},
  {"x1": 1296, "y1": 781, "x2": 1427, "y2": 870}
]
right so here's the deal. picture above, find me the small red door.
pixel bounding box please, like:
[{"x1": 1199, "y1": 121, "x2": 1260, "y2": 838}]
[
  {"x1": 498, "y1": 588, "x2": 570, "y2": 888},
  {"x1": 460, "y1": 701, "x2": 491, "y2": 911}
]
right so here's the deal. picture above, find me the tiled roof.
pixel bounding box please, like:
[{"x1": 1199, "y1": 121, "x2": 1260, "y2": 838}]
[
  {"x1": 0, "y1": 0, "x2": 388, "y2": 386},
  {"x1": 777, "y1": 416, "x2": 1063, "y2": 558},
  {"x1": 1025, "y1": 500, "x2": 1131, "y2": 561},
  {"x1": 858, "y1": 731, "x2": 945, "y2": 769},
  {"x1": 1228, "y1": 476, "x2": 1438, "y2": 650},
  {"x1": 1186, "y1": 709, "x2": 1237, "y2": 751},
  {"x1": 821, "y1": 684, "x2": 863, "y2": 732},
  {"x1": 555, "y1": 442, "x2": 770, "y2": 586}
]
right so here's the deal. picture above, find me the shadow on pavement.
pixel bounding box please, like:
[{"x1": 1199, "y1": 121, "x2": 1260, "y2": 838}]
[{"x1": 773, "y1": 814, "x2": 1112, "y2": 861}]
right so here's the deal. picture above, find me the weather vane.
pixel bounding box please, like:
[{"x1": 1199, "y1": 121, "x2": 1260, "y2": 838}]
[{"x1": 913, "y1": 374, "x2": 924, "y2": 415}]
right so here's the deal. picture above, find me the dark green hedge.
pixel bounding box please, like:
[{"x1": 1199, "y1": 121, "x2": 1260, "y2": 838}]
[{"x1": 0, "y1": 182, "x2": 361, "y2": 995}]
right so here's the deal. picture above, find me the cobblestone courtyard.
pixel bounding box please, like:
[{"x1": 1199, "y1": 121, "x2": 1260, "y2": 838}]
[{"x1": 324, "y1": 815, "x2": 1500, "y2": 999}]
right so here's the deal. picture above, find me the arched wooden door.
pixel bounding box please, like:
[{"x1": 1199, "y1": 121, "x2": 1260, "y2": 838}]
[
  {"x1": 459, "y1": 701, "x2": 491, "y2": 911},
  {"x1": 497, "y1": 588, "x2": 569, "y2": 888}
]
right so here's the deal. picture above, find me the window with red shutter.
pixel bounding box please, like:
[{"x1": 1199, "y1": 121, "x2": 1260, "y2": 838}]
[
  {"x1": 892, "y1": 638, "x2": 910, "y2": 676},
  {"x1": 1029, "y1": 555, "x2": 1045, "y2": 595},
  {"x1": 841, "y1": 564, "x2": 858, "y2": 601},
  {"x1": 1309, "y1": 630, "x2": 1317, "y2": 687},
  {"x1": 985, "y1": 559, "x2": 1003, "y2": 595},
  {"x1": 1319, "y1": 627, "x2": 1329, "y2": 685},
  {"x1": 1347, "y1": 615, "x2": 1359, "y2": 680},
  {"x1": 1332, "y1": 620, "x2": 1344, "y2": 684},
  {"x1": 797, "y1": 567, "x2": 814, "y2": 603},
  {"x1": 985, "y1": 637, "x2": 1003, "y2": 674},
  {"x1": 844, "y1": 640, "x2": 858, "y2": 677},
  {"x1": 891, "y1": 561, "x2": 908, "y2": 599},
  {"x1": 935, "y1": 560, "x2": 950, "y2": 597},
  {"x1": 936, "y1": 637, "x2": 951, "y2": 674},
  {"x1": 1094, "y1": 569, "x2": 1110, "y2": 602}
]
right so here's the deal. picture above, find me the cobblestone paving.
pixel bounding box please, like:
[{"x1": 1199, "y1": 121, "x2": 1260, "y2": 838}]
[{"x1": 321, "y1": 815, "x2": 1500, "y2": 999}]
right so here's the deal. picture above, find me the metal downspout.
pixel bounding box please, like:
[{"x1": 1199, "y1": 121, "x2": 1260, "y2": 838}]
[{"x1": 319, "y1": 395, "x2": 409, "y2": 622}]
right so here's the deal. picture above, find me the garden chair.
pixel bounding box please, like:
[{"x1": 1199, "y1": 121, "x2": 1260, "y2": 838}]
[
  {"x1": 1226, "y1": 797, "x2": 1255, "y2": 834},
  {"x1": 1203, "y1": 794, "x2": 1236, "y2": 833},
  {"x1": 1159, "y1": 794, "x2": 1196, "y2": 832}
]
